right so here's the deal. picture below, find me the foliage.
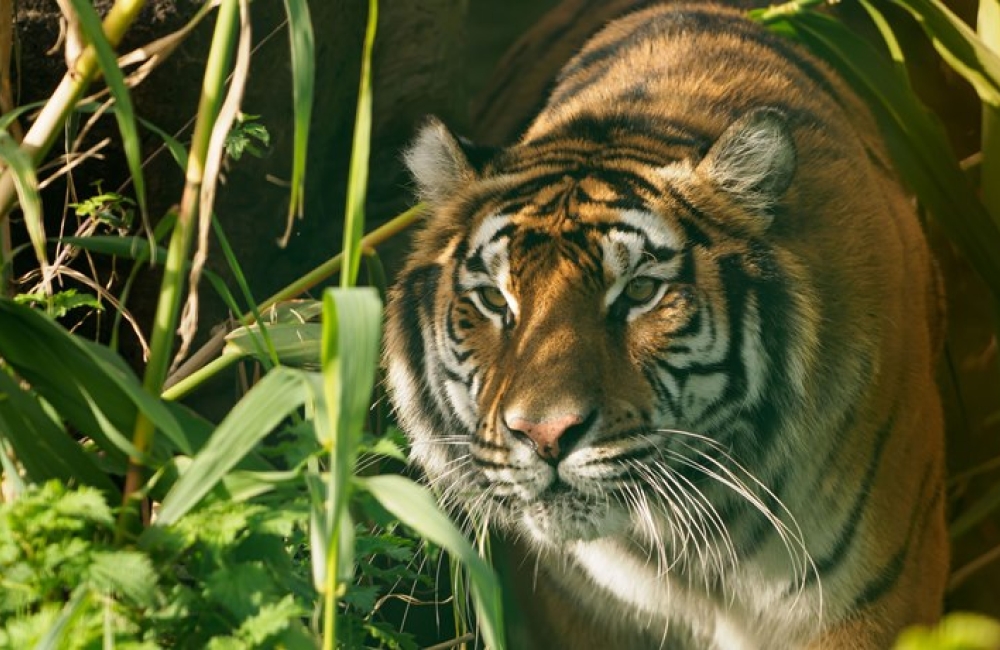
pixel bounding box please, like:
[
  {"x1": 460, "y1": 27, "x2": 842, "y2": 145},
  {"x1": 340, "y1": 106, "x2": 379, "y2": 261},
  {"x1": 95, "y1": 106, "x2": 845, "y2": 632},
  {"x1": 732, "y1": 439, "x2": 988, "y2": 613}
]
[
  {"x1": 894, "y1": 613, "x2": 1000, "y2": 650},
  {"x1": 0, "y1": 0, "x2": 502, "y2": 649}
]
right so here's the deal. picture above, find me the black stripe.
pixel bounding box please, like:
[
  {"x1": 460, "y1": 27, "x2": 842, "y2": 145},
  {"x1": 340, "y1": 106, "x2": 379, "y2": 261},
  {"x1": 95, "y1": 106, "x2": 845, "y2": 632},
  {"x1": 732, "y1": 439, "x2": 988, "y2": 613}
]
[
  {"x1": 395, "y1": 264, "x2": 440, "y2": 367},
  {"x1": 552, "y1": 7, "x2": 845, "y2": 114},
  {"x1": 850, "y1": 461, "x2": 943, "y2": 610},
  {"x1": 801, "y1": 407, "x2": 898, "y2": 585},
  {"x1": 525, "y1": 113, "x2": 708, "y2": 153}
]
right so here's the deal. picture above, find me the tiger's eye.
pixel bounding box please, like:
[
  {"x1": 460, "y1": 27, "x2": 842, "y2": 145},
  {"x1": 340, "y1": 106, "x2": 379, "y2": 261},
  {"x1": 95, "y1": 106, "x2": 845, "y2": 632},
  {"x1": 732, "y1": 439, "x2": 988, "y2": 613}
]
[
  {"x1": 478, "y1": 286, "x2": 508, "y2": 312},
  {"x1": 624, "y1": 276, "x2": 661, "y2": 304}
]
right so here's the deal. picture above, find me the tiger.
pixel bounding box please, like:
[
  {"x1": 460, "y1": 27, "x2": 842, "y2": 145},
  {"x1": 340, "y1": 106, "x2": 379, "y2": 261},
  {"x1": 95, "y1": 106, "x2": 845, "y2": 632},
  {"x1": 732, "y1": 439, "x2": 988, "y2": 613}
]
[{"x1": 383, "y1": 2, "x2": 949, "y2": 648}]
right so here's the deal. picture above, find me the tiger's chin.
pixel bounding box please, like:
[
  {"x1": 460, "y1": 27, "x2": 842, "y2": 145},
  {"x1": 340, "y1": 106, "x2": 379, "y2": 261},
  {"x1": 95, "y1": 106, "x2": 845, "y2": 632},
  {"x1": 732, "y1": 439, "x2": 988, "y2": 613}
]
[{"x1": 514, "y1": 487, "x2": 632, "y2": 547}]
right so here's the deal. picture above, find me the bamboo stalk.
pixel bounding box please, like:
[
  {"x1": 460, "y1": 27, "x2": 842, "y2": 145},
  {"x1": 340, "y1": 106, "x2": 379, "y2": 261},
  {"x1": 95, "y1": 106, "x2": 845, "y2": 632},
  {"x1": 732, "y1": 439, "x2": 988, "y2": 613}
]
[
  {"x1": 117, "y1": 0, "x2": 240, "y2": 535},
  {"x1": 0, "y1": 0, "x2": 146, "y2": 220}
]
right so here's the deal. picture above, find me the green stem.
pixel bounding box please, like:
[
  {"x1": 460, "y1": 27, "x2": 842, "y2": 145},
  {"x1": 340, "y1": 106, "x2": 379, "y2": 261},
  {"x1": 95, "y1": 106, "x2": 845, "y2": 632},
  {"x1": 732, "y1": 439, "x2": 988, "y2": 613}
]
[
  {"x1": 117, "y1": 0, "x2": 240, "y2": 537},
  {"x1": 161, "y1": 204, "x2": 424, "y2": 396},
  {"x1": 0, "y1": 0, "x2": 147, "y2": 219},
  {"x1": 161, "y1": 352, "x2": 242, "y2": 401},
  {"x1": 260, "y1": 203, "x2": 422, "y2": 310},
  {"x1": 980, "y1": 0, "x2": 1000, "y2": 224},
  {"x1": 323, "y1": 522, "x2": 339, "y2": 650},
  {"x1": 749, "y1": 0, "x2": 827, "y2": 23}
]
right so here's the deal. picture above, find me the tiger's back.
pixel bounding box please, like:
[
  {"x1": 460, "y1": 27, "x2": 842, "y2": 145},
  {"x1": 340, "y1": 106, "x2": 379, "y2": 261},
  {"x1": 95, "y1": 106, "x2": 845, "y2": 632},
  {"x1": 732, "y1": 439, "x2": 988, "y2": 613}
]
[{"x1": 385, "y1": 3, "x2": 948, "y2": 648}]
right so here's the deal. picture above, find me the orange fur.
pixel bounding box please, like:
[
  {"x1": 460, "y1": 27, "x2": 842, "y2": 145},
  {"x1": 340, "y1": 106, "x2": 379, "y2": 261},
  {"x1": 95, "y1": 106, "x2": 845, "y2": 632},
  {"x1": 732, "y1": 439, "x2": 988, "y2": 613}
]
[{"x1": 385, "y1": 3, "x2": 947, "y2": 647}]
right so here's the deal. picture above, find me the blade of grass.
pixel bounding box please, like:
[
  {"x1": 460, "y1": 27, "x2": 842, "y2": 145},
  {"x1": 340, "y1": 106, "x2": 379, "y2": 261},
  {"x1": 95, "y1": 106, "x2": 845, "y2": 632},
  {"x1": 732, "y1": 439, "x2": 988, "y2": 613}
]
[
  {"x1": 889, "y1": 0, "x2": 1000, "y2": 106},
  {"x1": 340, "y1": 0, "x2": 377, "y2": 288},
  {"x1": 277, "y1": 0, "x2": 315, "y2": 246},
  {"x1": 316, "y1": 287, "x2": 383, "y2": 650},
  {"x1": 980, "y1": 0, "x2": 1000, "y2": 222},
  {"x1": 0, "y1": 131, "x2": 46, "y2": 295},
  {"x1": 177, "y1": 0, "x2": 252, "y2": 368},
  {"x1": 0, "y1": 371, "x2": 120, "y2": 497},
  {"x1": 162, "y1": 204, "x2": 423, "y2": 396},
  {"x1": 34, "y1": 585, "x2": 89, "y2": 650},
  {"x1": 771, "y1": 10, "x2": 1000, "y2": 296},
  {"x1": 121, "y1": 0, "x2": 240, "y2": 531},
  {"x1": 0, "y1": 298, "x2": 189, "y2": 462},
  {"x1": 360, "y1": 474, "x2": 506, "y2": 650}
]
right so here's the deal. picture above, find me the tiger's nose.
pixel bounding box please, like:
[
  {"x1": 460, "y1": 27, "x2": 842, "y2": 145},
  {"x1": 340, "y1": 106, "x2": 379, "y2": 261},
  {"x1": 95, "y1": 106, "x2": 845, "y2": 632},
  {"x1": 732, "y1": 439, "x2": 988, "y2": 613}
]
[{"x1": 504, "y1": 411, "x2": 595, "y2": 463}]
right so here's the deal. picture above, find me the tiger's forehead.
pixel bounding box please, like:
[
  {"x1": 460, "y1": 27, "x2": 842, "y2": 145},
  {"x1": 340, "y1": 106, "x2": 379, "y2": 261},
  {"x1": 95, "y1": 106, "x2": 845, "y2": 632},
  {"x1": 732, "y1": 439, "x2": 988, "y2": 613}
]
[{"x1": 464, "y1": 206, "x2": 684, "y2": 278}]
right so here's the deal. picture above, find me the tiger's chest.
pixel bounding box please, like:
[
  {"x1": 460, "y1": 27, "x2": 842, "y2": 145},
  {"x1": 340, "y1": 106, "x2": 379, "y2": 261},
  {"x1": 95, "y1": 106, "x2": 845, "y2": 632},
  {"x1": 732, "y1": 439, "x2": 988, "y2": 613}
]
[{"x1": 561, "y1": 537, "x2": 821, "y2": 649}]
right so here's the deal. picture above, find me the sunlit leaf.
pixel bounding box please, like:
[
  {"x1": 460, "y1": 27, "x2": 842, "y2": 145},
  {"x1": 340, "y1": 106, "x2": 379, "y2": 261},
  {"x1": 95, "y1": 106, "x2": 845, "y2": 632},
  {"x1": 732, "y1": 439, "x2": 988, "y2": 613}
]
[
  {"x1": 149, "y1": 366, "x2": 310, "y2": 528},
  {"x1": 763, "y1": 10, "x2": 1000, "y2": 296},
  {"x1": 889, "y1": 0, "x2": 1000, "y2": 106},
  {"x1": 279, "y1": 0, "x2": 315, "y2": 244},
  {"x1": 339, "y1": 0, "x2": 377, "y2": 287},
  {"x1": 0, "y1": 131, "x2": 45, "y2": 283}
]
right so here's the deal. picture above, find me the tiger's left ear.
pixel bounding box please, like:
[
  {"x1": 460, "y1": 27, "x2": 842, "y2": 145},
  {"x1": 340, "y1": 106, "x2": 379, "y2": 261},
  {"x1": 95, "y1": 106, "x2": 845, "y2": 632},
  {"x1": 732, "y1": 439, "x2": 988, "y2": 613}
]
[
  {"x1": 696, "y1": 108, "x2": 796, "y2": 216},
  {"x1": 404, "y1": 117, "x2": 496, "y2": 205}
]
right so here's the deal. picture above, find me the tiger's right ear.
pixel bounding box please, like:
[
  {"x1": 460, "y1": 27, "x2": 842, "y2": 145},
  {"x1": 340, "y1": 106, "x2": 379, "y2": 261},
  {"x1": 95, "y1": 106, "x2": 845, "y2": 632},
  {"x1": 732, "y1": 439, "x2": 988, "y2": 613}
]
[{"x1": 404, "y1": 117, "x2": 496, "y2": 204}]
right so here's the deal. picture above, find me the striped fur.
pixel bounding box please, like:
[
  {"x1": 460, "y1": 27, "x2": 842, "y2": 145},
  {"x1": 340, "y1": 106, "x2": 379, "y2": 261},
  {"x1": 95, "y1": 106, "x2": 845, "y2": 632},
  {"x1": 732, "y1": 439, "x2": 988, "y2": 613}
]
[{"x1": 384, "y1": 3, "x2": 948, "y2": 648}]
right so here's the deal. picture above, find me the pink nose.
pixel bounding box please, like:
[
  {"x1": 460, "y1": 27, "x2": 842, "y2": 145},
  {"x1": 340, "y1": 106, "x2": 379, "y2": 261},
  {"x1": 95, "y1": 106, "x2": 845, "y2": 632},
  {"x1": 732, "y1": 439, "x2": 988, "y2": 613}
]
[{"x1": 505, "y1": 414, "x2": 586, "y2": 461}]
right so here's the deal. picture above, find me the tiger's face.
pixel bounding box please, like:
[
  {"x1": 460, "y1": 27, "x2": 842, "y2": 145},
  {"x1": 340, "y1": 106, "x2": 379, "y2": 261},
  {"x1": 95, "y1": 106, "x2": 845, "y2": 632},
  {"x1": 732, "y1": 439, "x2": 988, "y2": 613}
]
[{"x1": 387, "y1": 109, "x2": 808, "y2": 558}]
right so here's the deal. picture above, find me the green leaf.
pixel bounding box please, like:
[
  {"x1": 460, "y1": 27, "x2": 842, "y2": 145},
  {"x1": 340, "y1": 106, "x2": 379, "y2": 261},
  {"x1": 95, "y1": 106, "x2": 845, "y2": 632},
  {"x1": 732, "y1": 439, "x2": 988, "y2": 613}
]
[
  {"x1": 33, "y1": 584, "x2": 89, "y2": 650},
  {"x1": 359, "y1": 474, "x2": 506, "y2": 650},
  {"x1": 0, "y1": 371, "x2": 119, "y2": 496},
  {"x1": 893, "y1": 612, "x2": 1000, "y2": 649},
  {"x1": 888, "y1": 0, "x2": 1000, "y2": 106},
  {"x1": 0, "y1": 131, "x2": 45, "y2": 280},
  {"x1": 316, "y1": 288, "x2": 382, "y2": 588},
  {"x1": 14, "y1": 289, "x2": 102, "y2": 319},
  {"x1": 339, "y1": 0, "x2": 377, "y2": 287},
  {"x1": 279, "y1": 0, "x2": 315, "y2": 242},
  {"x1": 0, "y1": 298, "x2": 189, "y2": 462},
  {"x1": 67, "y1": 0, "x2": 148, "y2": 229},
  {"x1": 224, "y1": 323, "x2": 320, "y2": 368},
  {"x1": 149, "y1": 367, "x2": 310, "y2": 528},
  {"x1": 87, "y1": 551, "x2": 157, "y2": 607},
  {"x1": 765, "y1": 10, "x2": 1000, "y2": 297},
  {"x1": 59, "y1": 235, "x2": 168, "y2": 264},
  {"x1": 235, "y1": 595, "x2": 301, "y2": 645},
  {"x1": 979, "y1": 0, "x2": 1000, "y2": 223}
]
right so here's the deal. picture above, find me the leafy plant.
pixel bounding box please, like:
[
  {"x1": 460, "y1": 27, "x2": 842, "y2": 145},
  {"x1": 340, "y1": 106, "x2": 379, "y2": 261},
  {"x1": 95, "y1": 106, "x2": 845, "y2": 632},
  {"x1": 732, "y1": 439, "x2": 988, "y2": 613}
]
[{"x1": 0, "y1": 0, "x2": 503, "y2": 648}]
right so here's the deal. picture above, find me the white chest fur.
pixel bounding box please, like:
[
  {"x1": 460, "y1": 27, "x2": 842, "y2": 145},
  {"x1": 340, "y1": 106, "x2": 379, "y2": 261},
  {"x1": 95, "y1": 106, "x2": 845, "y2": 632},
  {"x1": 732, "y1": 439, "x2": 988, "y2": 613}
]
[{"x1": 563, "y1": 538, "x2": 821, "y2": 649}]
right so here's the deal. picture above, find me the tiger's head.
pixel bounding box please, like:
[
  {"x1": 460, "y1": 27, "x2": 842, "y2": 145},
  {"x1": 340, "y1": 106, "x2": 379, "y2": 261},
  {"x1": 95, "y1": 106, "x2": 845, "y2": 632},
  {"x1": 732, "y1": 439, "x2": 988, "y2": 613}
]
[{"x1": 385, "y1": 108, "x2": 830, "y2": 558}]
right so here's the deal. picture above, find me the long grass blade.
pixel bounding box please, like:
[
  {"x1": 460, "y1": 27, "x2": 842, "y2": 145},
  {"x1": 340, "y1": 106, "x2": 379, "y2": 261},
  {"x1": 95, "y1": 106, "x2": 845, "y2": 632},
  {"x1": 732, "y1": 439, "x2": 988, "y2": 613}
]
[
  {"x1": 0, "y1": 131, "x2": 45, "y2": 292},
  {"x1": 980, "y1": 0, "x2": 1000, "y2": 223},
  {"x1": 768, "y1": 10, "x2": 1000, "y2": 296},
  {"x1": 340, "y1": 0, "x2": 377, "y2": 288},
  {"x1": 0, "y1": 371, "x2": 119, "y2": 497},
  {"x1": 278, "y1": 0, "x2": 315, "y2": 245},
  {"x1": 315, "y1": 287, "x2": 382, "y2": 649},
  {"x1": 0, "y1": 298, "x2": 190, "y2": 461},
  {"x1": 889, "y1": 0, "x2": 1000, "y2": 106}
]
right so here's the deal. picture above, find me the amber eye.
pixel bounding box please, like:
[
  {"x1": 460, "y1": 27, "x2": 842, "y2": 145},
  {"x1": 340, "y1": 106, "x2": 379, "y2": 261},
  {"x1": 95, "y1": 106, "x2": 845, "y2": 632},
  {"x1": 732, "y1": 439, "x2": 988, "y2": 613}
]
[
  {"x1": 624, "y1": 276, "x2": 662, "y2": 304},
  {"x1": 477, "y1": 286, "x2": 508, "y2": 313}
]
